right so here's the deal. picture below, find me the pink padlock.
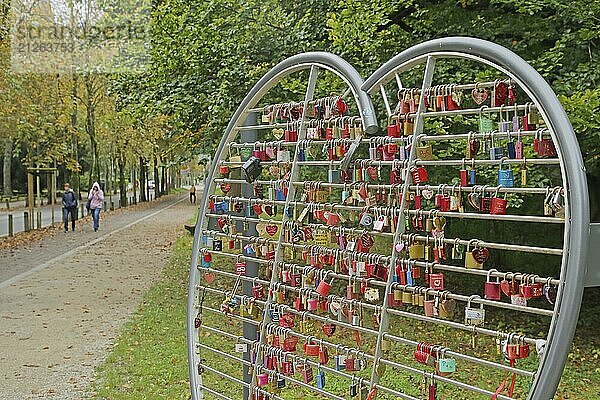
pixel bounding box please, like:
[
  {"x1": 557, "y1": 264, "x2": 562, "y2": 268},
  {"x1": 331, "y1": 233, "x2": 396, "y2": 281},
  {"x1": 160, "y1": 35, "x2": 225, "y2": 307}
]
[{"x1": 257, "y1": 373, "x2": 269, "y2": 386}]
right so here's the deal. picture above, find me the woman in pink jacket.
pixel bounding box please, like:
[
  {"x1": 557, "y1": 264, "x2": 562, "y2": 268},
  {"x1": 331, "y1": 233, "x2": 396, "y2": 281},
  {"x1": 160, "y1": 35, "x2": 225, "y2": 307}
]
[{"x1": 88, "y1": 182, "x2": 104, "y2": 232}]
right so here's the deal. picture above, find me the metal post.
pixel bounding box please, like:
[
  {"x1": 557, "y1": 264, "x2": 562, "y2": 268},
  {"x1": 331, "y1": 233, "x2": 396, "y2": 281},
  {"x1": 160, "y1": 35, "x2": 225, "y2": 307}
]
[
  {"x1": 27, "y1": 172, "x2": 34, "y2": 231},
  {"x1": 8, "y1": 214, "x2": 13, "y2": 237},
  {"x1": 51, "y1": 171, "x2": 56, "y2": 225},
  {"x1": 23, "y1": 212, "x2": 29, "y2": 232},
  {"x1": 110, "y1": 201, "x2": 114, "y2": 211}
]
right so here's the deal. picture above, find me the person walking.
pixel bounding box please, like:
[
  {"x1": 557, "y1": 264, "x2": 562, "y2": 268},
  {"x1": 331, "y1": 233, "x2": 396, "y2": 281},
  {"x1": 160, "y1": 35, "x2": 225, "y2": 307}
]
[
  {"x1": 189, "y1": 184, "x2": 196, "y2": 204},
  {"x1": 62, "y1": 183, "x2": 78, "y2": 232},
  {"x1": 88, "y1": 182, "x2": 104, "y2": 232}
]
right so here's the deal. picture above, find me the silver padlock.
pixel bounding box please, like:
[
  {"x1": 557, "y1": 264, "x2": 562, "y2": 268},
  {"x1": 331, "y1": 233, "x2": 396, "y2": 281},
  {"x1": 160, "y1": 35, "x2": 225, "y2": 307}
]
[{"x1": 464, "y1": 295, "x2": 486, "y2": 326}]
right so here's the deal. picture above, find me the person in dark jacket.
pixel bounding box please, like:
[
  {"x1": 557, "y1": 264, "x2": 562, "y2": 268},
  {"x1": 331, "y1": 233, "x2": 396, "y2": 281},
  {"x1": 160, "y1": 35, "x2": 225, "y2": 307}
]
[{"x1": 62, "y1": 183, "x2": 78, "y2": 232}]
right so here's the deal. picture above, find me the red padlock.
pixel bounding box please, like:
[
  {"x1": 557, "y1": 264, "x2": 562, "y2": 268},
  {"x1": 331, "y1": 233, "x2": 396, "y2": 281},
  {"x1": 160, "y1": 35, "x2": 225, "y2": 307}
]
[
  {"x1": 490, "y1": 189, "x2": 507, "y2": 215},
  {"x1": 281, "y1": 360, "x2": 294, "y2": 375},
  {"x1": 484, "y1": 269, "x2": 501, "y2": 300},
  {"x1": 235, "y1": 260, "x2": 247, "y2": 275},
  {"x1": 383, "y1": 144, "x2": 398, "y2": 160},
  {"x1": 410, "y1": 166, "x2": 429, "y2": 184},
  {"x1": 304, "y1": 341, "x2": 320, "y2": 357},
  {"x1": 285, "y1": 128, "x2": 298, "y2": 142},
  {"x1": 316, "y1": 277, "x2": 332, "y2": 297},
  {"x1": 283, "y1": 336, "x2": 298, "y2": 352},
  {"x1": 429, "y1": 273, "x2": 444, "y2": 290},
  {"x1": 219, "y1": 165, "x2": 230, "y2": 175},
  {"x1": 387, "y1": 115, "x2": 400, "y2": 137},
  {"x1": 203, "y1": 252, "x2": 212, "y2": 262}
]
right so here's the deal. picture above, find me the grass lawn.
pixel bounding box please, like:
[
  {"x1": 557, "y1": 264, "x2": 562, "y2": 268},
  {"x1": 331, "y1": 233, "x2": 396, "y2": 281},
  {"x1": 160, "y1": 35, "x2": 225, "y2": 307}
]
[{"x1": 90, "y1": 231, "x2": 600, "y2": 399}]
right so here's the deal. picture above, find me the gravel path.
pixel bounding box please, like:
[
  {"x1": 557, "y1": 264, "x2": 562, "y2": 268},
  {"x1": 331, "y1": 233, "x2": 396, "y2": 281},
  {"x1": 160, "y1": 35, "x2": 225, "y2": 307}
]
[{"x1": 0, "y1": 195, "x2": 194, "y2": 400}]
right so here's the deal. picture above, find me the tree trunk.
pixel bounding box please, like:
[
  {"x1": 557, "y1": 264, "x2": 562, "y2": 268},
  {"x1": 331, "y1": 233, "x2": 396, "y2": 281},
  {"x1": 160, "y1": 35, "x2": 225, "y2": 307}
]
[
  {"x1": 153, "y1": 154, "x2": 160, "y2": 198},
  {"x1": 139, "y1": 157, "x2": 147, "y2": 202},
  {"x1": 132, "y1": 164, "x2": 137, "y2": 204},
  {"x1": 2, "y1": 138, "x2": 13, "y2": 196},
  {"x1": 118, "y1": 156, "x2": 126, "y2": 207}
]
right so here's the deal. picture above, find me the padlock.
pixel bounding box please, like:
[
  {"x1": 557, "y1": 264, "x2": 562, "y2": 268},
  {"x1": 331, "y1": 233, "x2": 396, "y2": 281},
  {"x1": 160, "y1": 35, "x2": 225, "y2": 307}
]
[
  {"x1": 328, "y1": 168, "x2": 341, "y2": 183},
  {"x1": 281, "y1": 360, "x2": 294, "y2": 375},
  {"x1": 438, "y1": 296, "x2": 456, "y2": 319},
  {"x1": 429, "y1": 273, "x2": 444, "y2": 290},
  {"x1": 437, "y1": 355, "x2": 456, "y2": 376},
  {"x1": 387, "y1": 115, "x2": 400, "y2": 137},
  {"x1": 489, "y1": 134, "x2": 504, "y2": 160},
  {"x1": 484, "y1": 269, "x2": 501, "y2": 300},
  {"x1": 403, "y1": 114, "x2": 414, "y2": 136},
  {"x1": 276, "y1": 377, "x2": 286, "y2": 389},
  {"x1": 410, "y1": 166, "x2": 429, "y2": 184},
  {"x1": 424, "y1": 292, "x2": 435, "y2": 317},
  {"x1": 316, "y1": 276, "x2": 333, "y2": 297},
  {"x1": 300, "y1": 364, "x2": 313, "y2": 383},
  {"x1": 316, "y1": 368, "x2": 326, "y2": 389},
  {"x1": 409, "y1": 239, "x2": 425, "y2": 260},
  {"x1": 490, "y1": 188, "x2": 508, "y2": 215},
  {"x1": 334, "y1": 354, "x2": 347, "y2": 370},
  {"x1": 417, "y1": 142, "x2": 434, "y2": 161},
  {"x1": 242, "y1": 156, "x2": 262, "y2": 184},
  {"x1": 319, "y1": 345, "x2": 329, "y2": 365},
  {"x1": 304, "y1": 340, "x2": 320, "y2": 357},
  {"x1": 497, "y1": 161, "x2": 515, "y2": 188},
  {"x1": 464, "y1": 296, "x2": 486, "y2": 326},
  {"x1": 257, "y1": 373, "x2": 269, "y2": 387},
  {"x1": 464, "y1": 241, "x2": 483, "y2": 269},
  {"x1": 402, "y1": 289, "x2": 412, "y2": 304}
]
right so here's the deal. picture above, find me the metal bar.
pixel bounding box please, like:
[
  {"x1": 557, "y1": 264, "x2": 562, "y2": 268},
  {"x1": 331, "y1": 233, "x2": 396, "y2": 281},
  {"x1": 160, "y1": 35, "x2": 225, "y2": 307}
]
[
  {"x1": 405, "y1": 103, "x2": 532, "y2": 118},
  {"x1": 215, "y1": 178, "x2": 556, "y2": 196},
  {"x1": 227, "y1": 128, "x2": 550, "y2": 148},
  {"x1": 240, "y1": 113, "x2": 259, "y2": 400},
  {"x1": 220, "y1": 158, "x2": 560, "y2": 167},
  {"x1": 205, "y1": 212, "x2": 563, "y2": 256},
  {"x1": 200, "y1": 386, "x2": 235, "y2": 400},
  {"x1": 210, "y1": 195, "x2": 563, "y2": 224},
  {"x1": 380, "y1": 85, "x2": 392, "y2": 116},
  {"x1": 405, "y1": 209, "x2": 563, "y2": 224},
  {"x1": 370, "y1": 55, "x2": 436, "y2": 388}
]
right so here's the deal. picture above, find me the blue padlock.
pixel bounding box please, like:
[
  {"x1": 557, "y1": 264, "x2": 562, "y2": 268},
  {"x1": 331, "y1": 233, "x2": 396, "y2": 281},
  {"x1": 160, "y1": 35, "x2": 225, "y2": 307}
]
[
  {"x1": 297, "y1": 147, "x2": 306, "y2": 161},
  {"x1": 498, "y1": 163, "x2": 515, "y2": 188},
  {"x1": 316, "y1": 368, "x2": 326, "y2": 389},
  {"x1": 405, "y1": 269, "x2": 414, "y2": 286},
  {"x1": 275, "y1": 189, "x2": 286, "y2": 201}
]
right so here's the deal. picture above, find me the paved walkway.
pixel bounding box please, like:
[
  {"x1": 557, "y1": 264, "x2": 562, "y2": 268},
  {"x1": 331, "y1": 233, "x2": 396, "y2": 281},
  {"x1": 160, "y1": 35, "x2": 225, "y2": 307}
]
[{"x1": 0, "y1": 194, "x2": 195, "y2": 399}]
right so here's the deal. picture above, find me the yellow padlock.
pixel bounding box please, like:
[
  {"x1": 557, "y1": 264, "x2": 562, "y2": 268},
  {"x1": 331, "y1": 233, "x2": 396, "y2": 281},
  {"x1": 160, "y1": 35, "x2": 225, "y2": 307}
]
[{"x1": 465, "y1": 240, "x2": 483, "y2": 269}]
